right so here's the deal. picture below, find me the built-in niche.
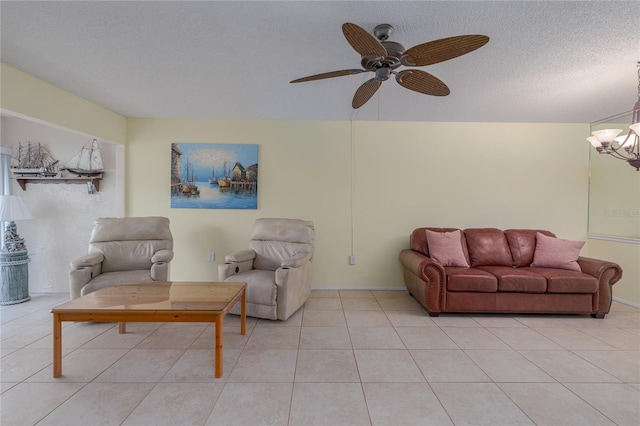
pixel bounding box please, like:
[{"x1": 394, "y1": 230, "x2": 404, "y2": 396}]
[
  {"x1": 1, "y1": 113, "x2": 125, "y2": 292},
  {"x1": 588, "y1": 111, "x2": 640, "y2": 240}
]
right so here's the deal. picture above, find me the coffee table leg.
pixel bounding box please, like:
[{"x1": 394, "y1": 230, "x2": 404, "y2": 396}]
[
  {"x1": 241, "y1": 288, "x2": 246, "y2": 335},
  {"x1": 215, "y1": 315, "x2": 223, "y2": 378},
  {"x1": 53, "y1": 313, "x2": 62, "y2": 377},
  {"x1": 118, "y1": 322, "x2": 126, "y2": 334}
]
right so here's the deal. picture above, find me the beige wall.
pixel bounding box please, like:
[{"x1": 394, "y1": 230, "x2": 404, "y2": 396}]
[
  {"x1": 587, "y1": 238, "x2": 640, "y2": 307},
  {"x1": 1, "y1": 63, "x2": 126, "y2": 144},
  {"x1": 4, "y1": 64, "x2": 637, "y2": 304},
  {"x1": 127, "y1": 118, "x2": 595, "y2": 290}
]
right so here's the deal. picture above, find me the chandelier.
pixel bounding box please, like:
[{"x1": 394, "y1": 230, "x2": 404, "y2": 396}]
[{"x1": 587, "y1": 62, "x2": 640, "y2": 171}]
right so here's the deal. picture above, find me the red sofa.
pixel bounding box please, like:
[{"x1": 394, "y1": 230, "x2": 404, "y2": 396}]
[{"x1": 399, "y1": 228, "x2": 623, "y2": 318}]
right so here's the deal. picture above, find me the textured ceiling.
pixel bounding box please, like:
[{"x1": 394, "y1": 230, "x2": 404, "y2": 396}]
[{"x1": 1, "y1": 1, "x2": 639, "y2": 123}]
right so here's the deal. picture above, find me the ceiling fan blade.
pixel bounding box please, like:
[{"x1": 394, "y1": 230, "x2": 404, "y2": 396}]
[
  {"x1": 352, "y1": 78, "x2": 382, "y2": 109},
  {"x1": 402, "y1": 35, "x2": 489, "y2": 67},
  {"x1": 290, "y1": 69, "x2": 367, "y2": 83},
  {"x1": 395, "y1": 70, "x2": 450, "y2": 96},
  {"x1": 342, "y1": 22, "x2": 387, "y2": 59}
]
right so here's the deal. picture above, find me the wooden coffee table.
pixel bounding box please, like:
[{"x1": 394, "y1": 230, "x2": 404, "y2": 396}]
[{"x1": 50, "y1": 281, "x2": 246, "y2": 378}]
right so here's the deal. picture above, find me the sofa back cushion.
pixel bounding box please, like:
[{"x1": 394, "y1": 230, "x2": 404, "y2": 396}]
[
  {"x1": 464, "y1": 228, "x2": 513, "y2": 267},
  {"x1": 505, "y1": 229, "x2": 556, "y2": 267},
  {"x1": 410, "y1": 228, "x2": 471, "y2": 262}
]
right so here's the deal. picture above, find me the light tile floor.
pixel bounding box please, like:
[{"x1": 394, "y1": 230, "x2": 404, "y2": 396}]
[{"x1": 1, "y1": 290, "x2": 639, "y2": 425}]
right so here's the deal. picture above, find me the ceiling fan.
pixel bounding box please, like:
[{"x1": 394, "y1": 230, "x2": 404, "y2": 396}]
[{"x1": 290, "y1": 23, "x2": 489, "y2": 109}]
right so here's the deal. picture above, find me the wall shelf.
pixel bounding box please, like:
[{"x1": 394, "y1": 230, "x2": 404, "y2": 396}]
[{"x1": 14, "y1": 174, "x2": 103, "y2": 192}]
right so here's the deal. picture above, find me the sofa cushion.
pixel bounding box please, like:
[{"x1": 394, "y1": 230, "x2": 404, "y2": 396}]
[
  {"x1": 531, "y1": 232, "x2": 584, "y2": 272},
  {"x1": 425, "y1": 229, "x2": 470, "y2": 267},
  {"x1": 504, "y1": 229, "x2": 556, "y2": 267},
  {"x1": 464, "y1": 228, "x2": 513, "y2": 267},
  {"x1": 446, "y1": 267, "x2": 498, "y2": 292},
  {"x1": 477, "y1": 266, "x2": 547, "y2": 293},
  {"x1": 528, "y1": 267, "x2": 598, "y2": 293},
  {"x1": 411, "y1": 227, "x2": 465, "y2": 257}
]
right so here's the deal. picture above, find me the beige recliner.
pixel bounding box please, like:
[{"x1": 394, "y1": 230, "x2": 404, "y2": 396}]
[
  {"x1": 69, "y1": 217, "x2": 174, "y2": 299},
  {"x1": 218, "y1": 218, "x2": 315, "y2": 320}
]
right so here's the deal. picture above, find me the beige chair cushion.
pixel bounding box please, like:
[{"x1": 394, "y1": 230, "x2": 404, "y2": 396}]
[
  {"x1": 249, "y1": 218, "x2": 314, "y2": 271},
  {"x1": 88, "y1": 217, "x2": 173, "y2": 273}
]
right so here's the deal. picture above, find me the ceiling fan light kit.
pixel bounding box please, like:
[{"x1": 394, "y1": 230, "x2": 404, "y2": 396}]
[
  {"x1": 587, "y1": 62, "x2": 640, "y2": 171},
  {"x1": 290, "y1": 22, "x2": 490, "y2": 109}
]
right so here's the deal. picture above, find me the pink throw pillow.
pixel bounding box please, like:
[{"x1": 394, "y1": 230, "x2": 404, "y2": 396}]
[
  {"x1": 425, "y1": 229, "x2": 470, "y2": 267},
  {"x1": 531, "y1": 232, "x2": 584, "y2": 272}
]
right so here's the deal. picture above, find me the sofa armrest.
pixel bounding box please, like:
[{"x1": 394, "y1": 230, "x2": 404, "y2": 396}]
[
  {"x1": 399, "y1": 249, "x2": 446, "y2": 316},
  {"x1": 578, "y1": 257, "x2": 623, "y2": 282},
  {"x1": 152, "y1": 249, "x2": 173, "y2": 264},
  {"x1": 578, "y1": 256, "x2": 623, "y2": 317}
]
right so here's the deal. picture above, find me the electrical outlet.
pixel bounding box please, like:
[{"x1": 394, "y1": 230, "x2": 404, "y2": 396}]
[
  {"x1": 208, "y1": 252, "x2": 215, "y2": 262},
  {"x1": 349, "y1": 255, "x2": 356, "y2": 265}
]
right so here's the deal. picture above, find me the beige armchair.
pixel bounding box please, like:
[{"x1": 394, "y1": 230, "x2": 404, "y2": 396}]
[
  {"x1": 219, "y1": 218, "x2": 315, "y2": 320},
  {"x1": 69, "y1": 217, "x2": 173, "y2": 299}
]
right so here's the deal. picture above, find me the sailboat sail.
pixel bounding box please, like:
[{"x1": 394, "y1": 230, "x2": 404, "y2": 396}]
[
  {"x1": 65, "y1": 139, "x2": 104, "y2": 175},
  {"x1": 10, "y1": 142, "x2": 59, "y2": 176}
]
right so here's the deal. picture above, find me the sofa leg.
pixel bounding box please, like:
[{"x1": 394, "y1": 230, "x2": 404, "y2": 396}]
[
  {"x1": 591, "y1": 313, "x2": 606, "y2": 319},
  {"x1": 427, "y1": 312, "x2": 440, "y2": 317}
]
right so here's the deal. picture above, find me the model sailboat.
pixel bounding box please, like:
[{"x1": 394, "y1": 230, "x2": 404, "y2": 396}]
[
  {"x1": 65, "y1": 139, "x2": 104, "y2": 176},
  {"x1": 10, "y1": 142, "x2": 59, "y2": 176}
]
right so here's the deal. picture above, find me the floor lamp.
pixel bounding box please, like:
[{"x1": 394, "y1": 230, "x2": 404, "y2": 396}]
[{"x1": 0, "y1": 195, "x2": 33, "y2": 305}]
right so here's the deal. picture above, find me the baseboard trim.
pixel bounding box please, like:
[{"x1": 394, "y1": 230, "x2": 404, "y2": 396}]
[
  {"x1": 311, "y1": 286, "x2": 406, "y2": 291},
  {"x1": 613, "y1": 297, "x2": 640, "y2": 309}
]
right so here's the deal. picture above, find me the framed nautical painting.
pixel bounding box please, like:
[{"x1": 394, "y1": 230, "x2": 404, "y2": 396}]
[{"x1": 170, "y1": 143, "x2": 259, "y2": 209}]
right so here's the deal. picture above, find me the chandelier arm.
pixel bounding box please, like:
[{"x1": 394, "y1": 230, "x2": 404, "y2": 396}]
[{"x1": 589, "y1": 62, "x2": 640, "y2": 170}]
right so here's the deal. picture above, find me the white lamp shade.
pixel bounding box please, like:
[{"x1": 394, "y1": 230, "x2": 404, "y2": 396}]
[
  {"x1": 615, "y1": 133, "x2": 637, "y2": 149},
  {"x1": 591, "y1": 128, "x2": 623, "y2": 143},
  {"x1": 587, "y1": 136, "x2": 602, "y2": 148},
  {"x1": 0, "y1": 195, "x2": 33, "y2": 221}
]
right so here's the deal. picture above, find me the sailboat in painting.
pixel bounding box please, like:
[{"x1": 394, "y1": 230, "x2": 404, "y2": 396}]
[{"x1": 65, "y1": 139, "x2": 104, "y2": 176}]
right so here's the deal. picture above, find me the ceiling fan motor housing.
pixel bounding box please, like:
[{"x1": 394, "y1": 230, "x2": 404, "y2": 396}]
[{"x1": 361, "y1": 41, "x2": 406, "y2": 70}]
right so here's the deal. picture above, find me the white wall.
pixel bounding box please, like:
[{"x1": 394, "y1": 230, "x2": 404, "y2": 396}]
[
  {"x1": 1, "y1": 115, "x2": 123, "y2": 292},
  {"x1": 126, "y1": 118, "x2": 592, "y2": 290}
]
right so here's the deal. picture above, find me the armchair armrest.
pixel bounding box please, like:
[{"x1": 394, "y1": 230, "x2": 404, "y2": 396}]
[
  {"x1": 399, "y1": 249, "x2": 446, "y2": 316},
  {"x1": 225, "y1": 249, "x2": 256, "y2": 263},
  {"x1": 281, "y1": 252, "x2": 312, "y2": 269},
  {"x1": 69, "y1": 253, "x2": 104, "y2": 300},
  {"x1": 275, "y1": 260, "x2": 313, "y2": 320},
  {"x1": 219, "y1": 250, "x2": 256, "y2": 280},
  {"x1": 152, "y1": 249, "x2": 173, "y2": 263},
  {"x1": 70, "y1": 252, "x2": 104, "y2": 270}
]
